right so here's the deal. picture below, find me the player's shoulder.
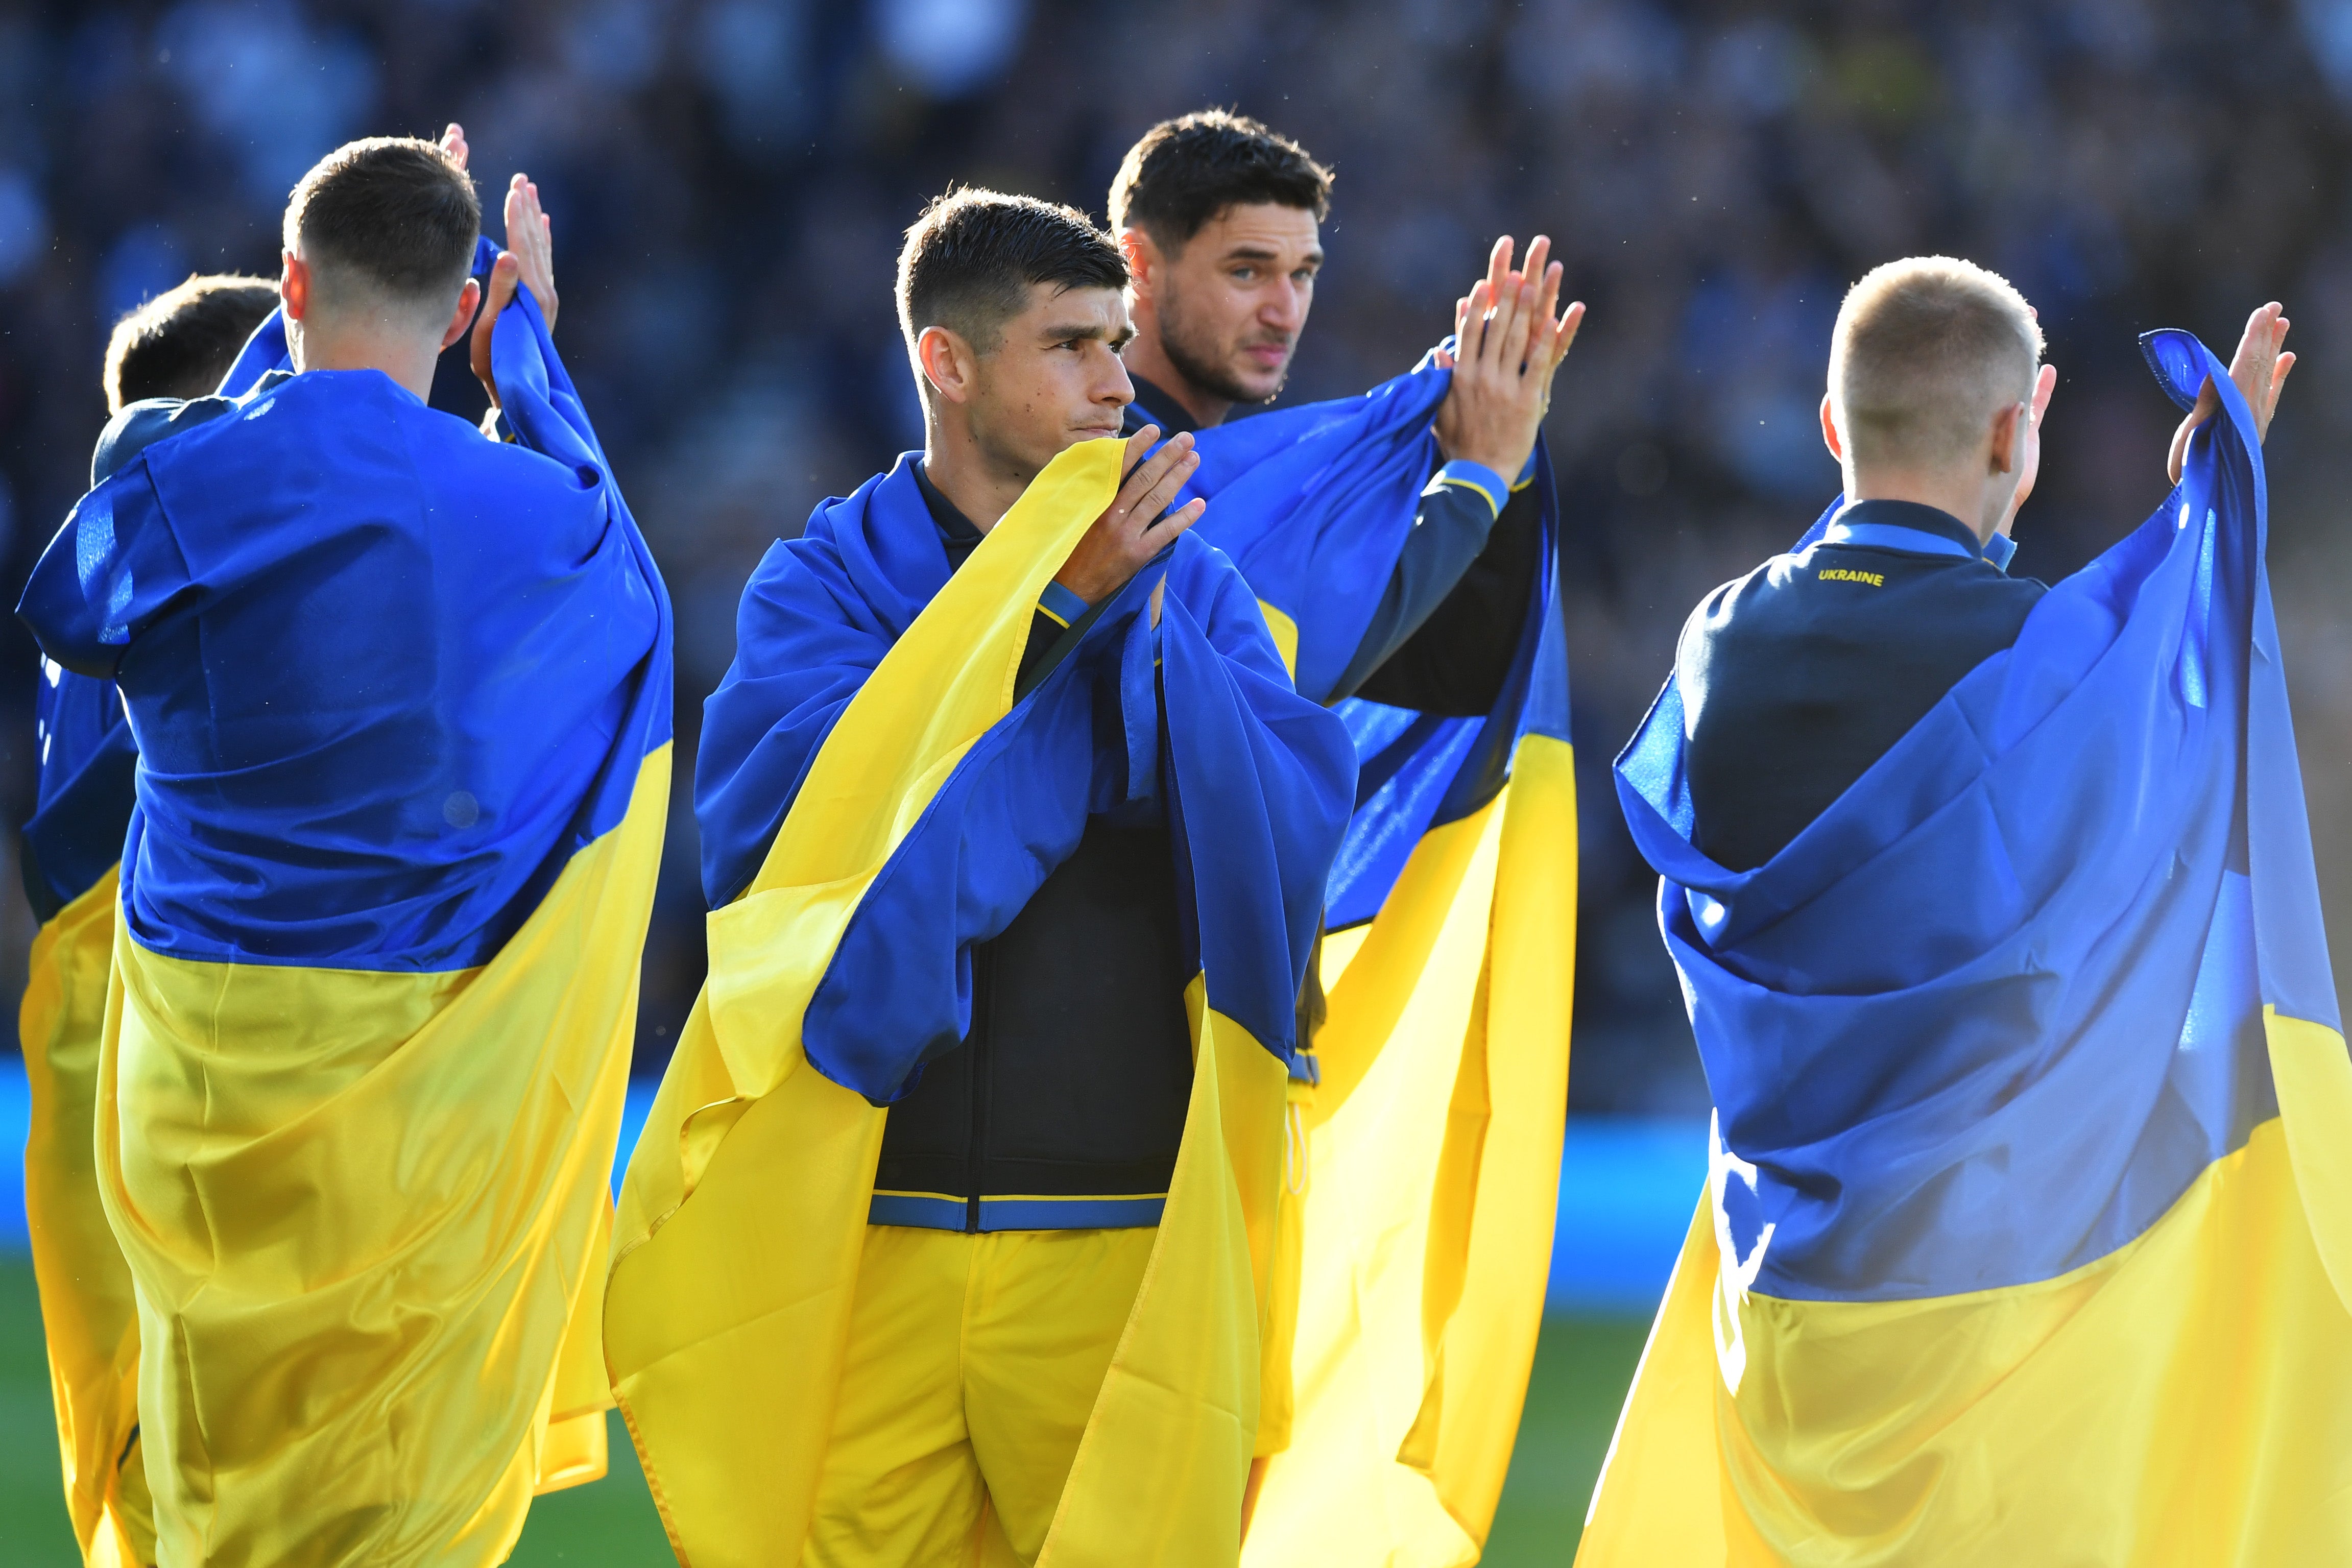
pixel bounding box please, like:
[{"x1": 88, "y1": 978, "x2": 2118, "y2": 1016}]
[{"x1": 91, "y1": 392, "x2": 242, "y2": 488}]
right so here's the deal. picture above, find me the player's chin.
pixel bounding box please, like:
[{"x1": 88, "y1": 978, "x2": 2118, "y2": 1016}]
[{"x1": 1229, "y1": 356, "x2": 1290, "y2": 402}]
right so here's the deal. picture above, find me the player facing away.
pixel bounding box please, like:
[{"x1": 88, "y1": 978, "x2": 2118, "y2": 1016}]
[
  {"x1": 21, "y1": 270, "x2": 275, "y2": 1568},
  {"x1": 16, "y1": 131, "x2": 671, "y2": 1567},
  {"x1": 1587, "y1": 262, "x2": 2352, "y2": 1564},
  {"x1": 606, "y1": 190, "x2": 1356, "y2": 1567},
  {"x1": 1106, "y1": 111, "x2": 1585, "y2": 1561}
]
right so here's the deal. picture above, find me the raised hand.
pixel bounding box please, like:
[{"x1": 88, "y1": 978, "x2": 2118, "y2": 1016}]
[
  {"x1": 438, "y1": 122, "x2": 469, "y2": 171},
  {"x1": 2169, "y1": 302, "x2": 2294, "y2": 485},
  {"x1": 1053, "y1": 426, "x2": 1206, "y2": 610},
  {"x1": 469, "y1": 173, "x2": 559, "y2": 409},
  {"x1": 1432, "y1": 234, "x2": 1586, "y2": 483}
]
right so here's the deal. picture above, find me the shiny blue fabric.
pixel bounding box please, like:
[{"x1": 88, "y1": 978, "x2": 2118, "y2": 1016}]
[
  {"x1": 1179, "y1": 355, "x2": 1571, "y2": 931},
  {"x1": 696, "y1": 457, "x2": 1354, "y2": 1100},
  {"x1": 21, "y1": 661, "x2": 135, "y2": 919},
  {"x1": 1614, "y1": 331, "x2": 2338, "y2": 1302},
  {"x1": 16, "y1": 247, "x2": 671, "y2": 971}
]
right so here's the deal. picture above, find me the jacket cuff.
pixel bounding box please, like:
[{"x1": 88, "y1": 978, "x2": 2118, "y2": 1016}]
[
  {"x1": 1038, "y1": 579, "x2": 1089, "y2": 627},
  {"x1": 1428, "y1": 460, "x2": 1507, "y2": 518}
]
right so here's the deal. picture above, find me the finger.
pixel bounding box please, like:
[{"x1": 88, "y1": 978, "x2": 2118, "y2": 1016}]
[
  {"x1": 1151, "y1": 496, "x2": 1206, "y2": 541},
  {"x1": 1479, "y1": 276, "x2": 1525, "y2": 370},
  {"x1": 1530, "y1": 251, "x2": 1564, "y2": 338},
  {"x1": 1117, "y1": 430, "x2": 1193, "y2": 507},
  {"x1": 1125, "y1": 446, "x2": 1202, "y2": 531},
  {"x1": 1499, "y1": 278, "x2": 1540, "y2": 375},
  {"x1": 1543, "y1": 299, "x2": 1586, "y2": 374},
  {"x1": 1483, "y1": 236, "x2": 1514, "y2": 308},
  {"x1": 1120, "y1": 425, "x2": 1161, "y2": 480},
  {"x1": 1460, "y1": 280, "x2": 1492, "y2": 364}
]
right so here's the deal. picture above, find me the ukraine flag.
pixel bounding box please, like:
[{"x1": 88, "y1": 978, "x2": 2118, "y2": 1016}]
[
  {"x1": 1172, "y1": 355, "x2": 1578, "y2": 1565},
  {"x1": 606, "y1": 438, "x2": 1355, "y2": 1565},
  {"x1": 1589, "y1": 331, "x2": 2352, "y2": 1563},
  {"x1": 16, "y1": 243, "x2": 673, "y2": 1568}
]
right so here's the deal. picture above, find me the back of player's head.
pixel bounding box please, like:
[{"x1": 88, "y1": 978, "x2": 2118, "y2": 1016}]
[
  {"x1": 1109, "y1": 110, "x2": 1332, "y2": 252},
  {"x1": 283, "y1": 137, "x2": 479, "y2": 318},
  {"x1": 1830, "y1": 257, "x2": 2044, "y2": 472},
  {"x1": 896, "y1": 188, "x2": 1126, "y2": 359},
  {"x1": 103, "y1": 274, "x2": 280, "y2": 412}
]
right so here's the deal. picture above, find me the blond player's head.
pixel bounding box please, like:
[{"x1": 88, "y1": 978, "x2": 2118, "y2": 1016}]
[{"x1": 1828, "y1": 257, "x2": 2042, "y2": 479}]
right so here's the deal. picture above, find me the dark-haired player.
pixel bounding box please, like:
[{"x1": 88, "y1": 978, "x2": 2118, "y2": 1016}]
[
  {"x1": 18, "y1": 125, "x2": 671, "y2": 1564},
  {"x1": 19, "y1": 267, "x2": 275, "y2": 1568},
  {"x1": 1112, "y1": 109, "x2": 1570, "y2": 709},
  {"x1": 102, "y1": 273, "x2": 280, "y2": 411},
  {"x1": 638, "y1": 186, "x2": 1351, "y2": 1565}
]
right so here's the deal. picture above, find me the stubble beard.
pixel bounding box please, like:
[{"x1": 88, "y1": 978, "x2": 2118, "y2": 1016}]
[{"x1": 1158, "y1": 283, "x2": 1287, "y2": 409}]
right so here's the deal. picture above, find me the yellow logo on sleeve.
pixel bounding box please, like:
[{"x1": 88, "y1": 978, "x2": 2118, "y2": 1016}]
[{"x1": 1817, "y1": 568, "x2": 1885, "y2": 586}]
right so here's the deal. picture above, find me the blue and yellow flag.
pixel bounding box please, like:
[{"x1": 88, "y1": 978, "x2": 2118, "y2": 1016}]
[
  {"x1": 1171, "y1": 358, "x2": 1578, "y2": 1566},
  {"x1": 1589, "y1": 332, "x2": 2352, "y2": 1563},
  {"x1": 16, "y1": 243, "x2": 673, "y2": 1568},
  {"x1": 20, "y1": 660, "x2": 148, "y2": 1566},
  {"x1": 606, "y1": 440, "x2": 1355, "y2": 1566}
]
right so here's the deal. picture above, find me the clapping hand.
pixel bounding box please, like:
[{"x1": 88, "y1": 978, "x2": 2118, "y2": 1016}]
[
  {"x1": 469, "y1": 160, "x2": 559, "y2": 410},
  {"x1": 2169, "y1": 303, "x2": 2293, "y2": 485},
  {"x1": 1432, "y1": 235, "x2": 1586, "y2": 484}
]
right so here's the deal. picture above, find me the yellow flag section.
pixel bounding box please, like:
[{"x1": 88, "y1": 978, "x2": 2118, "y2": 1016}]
[
  {"x1": 606, "y1": 437, "x2": 1291, "y2": 1567},
  {"x1": 1576, "y1": 1013, "x2": 2352, "y2": 1566},
  {"x1": 90, "y1": 751, "x2": 666, "y2": 1568},
  {"x1": 21, "y1": 867, "x2": 155, "y2": 1567},
  {"x1": 1242, "y1": 736, "x2": 1575, "y2": 1567}
]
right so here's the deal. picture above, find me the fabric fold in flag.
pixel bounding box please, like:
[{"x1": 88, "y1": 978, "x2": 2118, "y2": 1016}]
[
  {"x1": 606, "y1": 437, "x2": 1354, "y2": 1567},
  {"x1": 20, "y1": 235, "x2": 673, "y2": 1568},
  {"x1": 1585, "y1": 331, "x2": 2352, "y2": 1565},
  {"x1": 1166, "y1": 352, "x2": 1579, "y2": 1567}
]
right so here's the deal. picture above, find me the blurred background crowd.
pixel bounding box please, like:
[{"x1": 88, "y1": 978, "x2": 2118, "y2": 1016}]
[{"x1": 0, "y1": 0, "x2": 2347, "y2": 1114}]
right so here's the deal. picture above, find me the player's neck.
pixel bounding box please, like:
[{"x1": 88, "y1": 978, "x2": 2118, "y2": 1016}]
[
  {"x1": 1844, "y1": 468, "x2": 2002, "y2": 544},
  {"x1": 289, "y1": 319, "x2": 439, "y2": 404},
  {"x1": 921, "y1": 420, "x2": 1030, "y2": 535}
]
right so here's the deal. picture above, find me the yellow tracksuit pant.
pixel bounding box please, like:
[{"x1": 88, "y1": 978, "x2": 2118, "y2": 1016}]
[{"x1": 805, "y1": 1224, "x2": 1157, "y2": 1567}]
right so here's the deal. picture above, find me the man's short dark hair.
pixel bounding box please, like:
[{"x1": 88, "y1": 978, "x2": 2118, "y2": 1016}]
[
  {"x1": 283, "y1": 137, "x2": 479, "y2": 309},
  {"x1": 104, "y1": 274, "x2": 280, "y2": 412},
  {"x1": 1108, "y1": 110, "x2": 1333, "y2": 251},
  {"x1": 896, "y1": 187, "x2": 1127, "y2": 358}
]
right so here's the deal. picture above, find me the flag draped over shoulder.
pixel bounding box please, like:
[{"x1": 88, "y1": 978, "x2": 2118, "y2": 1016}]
[
  {"x1": 1177, "y1": 358, "x2": 1577, "y2": 1567},
  {"x1": 606, "y1": 441, "x2": 1355, "y2": 1567},
  {"x1": 1587, "y1": 332, "x2": 2352, "y2": 1565},
  {"x1": 20, "y1": 238, "x2": 673, "y2": 1568}
]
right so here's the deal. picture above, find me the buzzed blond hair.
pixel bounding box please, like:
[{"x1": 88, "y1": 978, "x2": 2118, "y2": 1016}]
[{"x1": 1830, "y1": 257, "x2": 2043, "y2": 471}]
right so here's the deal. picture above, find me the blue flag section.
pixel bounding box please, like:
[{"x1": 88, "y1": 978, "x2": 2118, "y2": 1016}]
[
  {"x1": 1585, "y1": 333, "x2": 2352, "y2": 1564},
  {"x1": 14, "y1": 242, "x2": 676, "y2": 1568},
  {"x1": 1167, "y1": 357, "x2": 1581, "y2": 1565}
]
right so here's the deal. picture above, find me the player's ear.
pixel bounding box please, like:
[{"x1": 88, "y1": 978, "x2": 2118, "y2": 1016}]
[
  {"x1": 1818, "y1": 392, "x2": 1844, "y2": 464},
  {"x1": 280, "y1": 251, "x2": 309, "y2": 323},
  {"x1": 917, "y1": 325, "x2": 975, "y2": 406},
  {"x1": 440, "y1": 278, "x2": 483, "y2": 352},
  {"x1": 1987, "y1": 400, "x2": 2025, "y2": 475},
  {"x1": 1120, "y1": 228, "x2": 1157, "y2": 301}
]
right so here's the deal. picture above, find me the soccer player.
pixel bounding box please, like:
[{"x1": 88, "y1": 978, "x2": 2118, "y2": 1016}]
[
  {"x1": 21, "y1": 269, "x2": 275, "y2": 1568},
  {"x1": 1112, "y1": 110, "x2": 1572, "y2": 711},
  {"x1": 17, "y1": 130, "x2": 671, "y2": 1567},
  {"x1": 1588, "y1": 263, "x2": 2352, "y2": 1562},
  {"x1": 1106, "y1": 112, "x2": 1585, "y2": 1561},
  {"x1": 608, "y1": 189, "x2": 1355, "y2": 1567}
]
